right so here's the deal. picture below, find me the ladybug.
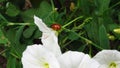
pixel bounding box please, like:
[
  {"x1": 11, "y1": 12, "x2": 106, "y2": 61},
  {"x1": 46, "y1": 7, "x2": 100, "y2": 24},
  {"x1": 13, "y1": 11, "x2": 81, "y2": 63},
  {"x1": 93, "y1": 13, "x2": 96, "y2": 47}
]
[{"x1": 51, "y1": 23, "x2": 61, "y2": 31}]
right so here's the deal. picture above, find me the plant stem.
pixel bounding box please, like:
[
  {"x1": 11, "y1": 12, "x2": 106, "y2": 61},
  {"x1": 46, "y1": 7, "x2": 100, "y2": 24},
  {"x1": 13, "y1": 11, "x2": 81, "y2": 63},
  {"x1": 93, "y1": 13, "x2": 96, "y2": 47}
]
[
  {"x1": 63, "y1": 16, "x2": 83, "y2": 28},
  {"x1": 62, "y1": 40, "x2": 73, "y2": 48},
  {"x1": 7, "y1": 22, "x2": 34, "y2": 26},
  {"x1": 10, "y1": 53, "x2": 20, "y2": 59},
  {"x1": 50, "y1": 0, "x2": 55, "y2": 11},
  {"x1": 63, "y1": 28, "x2": 103, "y2": 50},
  {"x1": 110, "y1": 1, "x2": 120, "y2": 9}
]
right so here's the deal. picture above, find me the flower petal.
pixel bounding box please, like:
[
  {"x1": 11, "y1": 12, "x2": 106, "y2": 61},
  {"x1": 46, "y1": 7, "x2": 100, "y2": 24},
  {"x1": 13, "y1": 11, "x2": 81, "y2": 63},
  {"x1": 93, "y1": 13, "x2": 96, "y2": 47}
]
[
  {"x1": 78, "y1": 54, "x2": 100, "y2": 68},
  {"x1": 57, "y1": 51, "x2": 85, "y2": 68},
  {"x1": 98, "y1": 65, "x2": 108, "y2": 68},
  {"x1": 93, "y1": 50, "x2": 120, "y2": 64},
  {"x1": 22, "y1": 44, "x2": 60, "y2": 68},
  {"x1": 42, "y1": 32, "x2": 62, "y2": 57},
  {"x1": 34, "y1": 16, "x2": 50, "y2": 32},
  {"x1": 34, "y1": 16, "x2": 61, "y2": 57}
]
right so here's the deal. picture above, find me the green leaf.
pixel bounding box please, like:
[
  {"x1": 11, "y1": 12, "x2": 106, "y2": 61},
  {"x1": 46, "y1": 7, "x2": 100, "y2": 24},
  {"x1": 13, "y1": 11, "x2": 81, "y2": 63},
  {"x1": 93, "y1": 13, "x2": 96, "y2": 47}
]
[
  {"x1": 0, "y1": 13, "x2": 7, "y2": 21},
  {"x1": 0, "y1": 0, "x2": 5, "y2": 2},
  {"x1": 68, "y1": 31, "x2": 79, "y2": 40},
  {"x1": 6, "y1": 2, "x2": 20, "y2": 17},
  {"x1": 7, "y1": 56, "x2": 16, "y2": 68},
  {"x1": 108, "y1": 24, "x2": 119, "y2": 31},
  {"x1": 16, "y1": 61, "x2": 22, "y2": 68},
  {"x1": 99, "y1": 25, "x2": 110, "y2": 49},
  {"x1": 3, "y1": 28, "x2": 16, "y2": 44},
  {"x1": 35, "y1": 1, "x2": 53, "y2": 26},
  {"x1": 95, "y1": 0, "x2": 110, "y2": 14},
  {"x1": 78, "y1": 44, "x2": 87, "y2": 52},
  {"x1": 35, "y1": 1, "x2": 52, "y2": 18},
  {"x1": 0, "y1": 29, "x2": 9, "y2": 44},
  {"x1": 33, "y1": 29, "x2": 42, "y2": 38},
  {"x1": 11, "y1": 43, "x2": 26, "y2": 58},
  {"x1": 21, "y1": 1, "x2": 53, "y2": 25},
  {"x1": 23, "y1": 26, "x2": 36, "y2": 38},
  {"x1": 21, "y1": 9, "x2": 35, "y2": 23},
  {"x1": 84, "y1": 20, "x2": 99, "y2": 44},
  {"x1": 79, "y1": 0, "x2": 90, "y2": 15},
  {"x1": 15, "y1": 26, "x2": 25, "y2": 45},
  {"x1": 118, "y1": 12, "x2": 120, "y2": 23}
]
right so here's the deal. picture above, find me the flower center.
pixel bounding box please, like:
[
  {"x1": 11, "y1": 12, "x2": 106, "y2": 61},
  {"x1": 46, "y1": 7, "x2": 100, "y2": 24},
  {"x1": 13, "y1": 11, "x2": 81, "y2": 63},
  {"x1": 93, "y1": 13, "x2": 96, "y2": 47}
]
[
  {"x1": 44, "y1": 63, "x2": 49, "y2": 68},
  {"x1": 109, "y1": 62, "x2": 117, "y2": 68}
]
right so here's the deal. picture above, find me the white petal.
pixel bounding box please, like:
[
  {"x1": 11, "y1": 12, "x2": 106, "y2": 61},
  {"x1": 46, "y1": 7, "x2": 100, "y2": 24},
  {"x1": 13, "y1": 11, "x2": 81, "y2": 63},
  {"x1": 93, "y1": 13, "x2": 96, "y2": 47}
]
[
  {"x1": 93, "y1": 50, "x2": 120, "y2": 64},
  {"x1": 58, "y1": 51, "x2": 85, "y2": 68},
  {"x1": 34, "y1": 15, "x2": 61, "y2": 57},
  {"x1": 42, "y1": 32, "x2": 62, "y2": 57},
  {"x1": 34, "y1": 15, "x2": 50, "y2": 32},
  {"x1": 98, "y1": 65, "x2": 108, "y2": 68},
  {"x1": 22, "y1": 44, "x2": 60, "y2": 68},
  {"x1": 78, "y1": 54, "x2": 100, "y2": 68}
]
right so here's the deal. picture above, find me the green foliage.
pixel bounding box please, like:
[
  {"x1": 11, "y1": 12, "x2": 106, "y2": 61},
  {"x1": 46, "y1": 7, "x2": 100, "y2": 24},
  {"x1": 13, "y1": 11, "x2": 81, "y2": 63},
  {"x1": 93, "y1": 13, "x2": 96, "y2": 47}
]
[
  {"x1": 7, "y1": 56, "x2": 16, "y2": 68},
  {"x1": 68, "y1": 31, "x2": 79, "y2": 40},
  {"x1": 0, "y1": 0, "x2": 5, "y2": 2},
  {"x1": 0, "y1": 0, "x2": 120, "y2": 67},
  {"x1": 0, "y1": 29, "x2": 8, "y2": 44},
  {"x1": 6, "y1": 2, "x2": 20, "y2": 17},
  {"x1": 99, "y1": 25, "x2": 110, "y2": 49},
  {"x1": 23, "y1": 26, "x2": 36, "y2": 38}
]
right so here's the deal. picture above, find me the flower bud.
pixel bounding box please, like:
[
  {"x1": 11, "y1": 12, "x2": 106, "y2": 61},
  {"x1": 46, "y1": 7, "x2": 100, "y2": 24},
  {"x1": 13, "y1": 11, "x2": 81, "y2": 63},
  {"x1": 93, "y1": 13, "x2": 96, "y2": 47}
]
[
  {"x1": 107, "y1": 34, "x2": 115, "y2": 41},
  {"x1": 113, "y1": 28, "x2": 120, "y2": 34},
  {"x1": 70, "y1": 2, "x2": 75, "y2": 11}
]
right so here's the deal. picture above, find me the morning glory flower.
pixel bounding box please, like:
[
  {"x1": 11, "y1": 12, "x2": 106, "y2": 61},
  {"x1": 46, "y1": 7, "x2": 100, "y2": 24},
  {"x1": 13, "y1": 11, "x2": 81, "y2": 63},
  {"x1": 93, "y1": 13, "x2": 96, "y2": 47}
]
[
  {"x1": 93, "y1": 50, "x2": 120, "y2": 68},
  {"x1": 22, "y1": 45, "x2": 60, "y2": 68},
  {"x1": 34, "y1": 16, "x2": 61, "y2": 57},
  {"x1": 22, "y1": 16, "x2": 100, "y2": 68},
  {"x1": 58, "y1": 51, "x2": 100, "y2": 68},
  {"x1": 22, "y1": 16, "x2": 62, "y2": 68}
]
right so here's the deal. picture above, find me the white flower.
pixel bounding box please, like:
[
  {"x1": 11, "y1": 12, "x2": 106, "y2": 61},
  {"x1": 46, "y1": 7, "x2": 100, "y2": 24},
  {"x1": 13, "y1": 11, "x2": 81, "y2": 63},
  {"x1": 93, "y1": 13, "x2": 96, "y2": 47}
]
[
  {"x1": 22, "y1": 16, "x2": 62, "y2": 68},
  {"x1": 34, "y1": 16, "x2": 61, "y2": 57},
  {"x1": 58, "y1": 51, "x2": 100, "y2": 68},
  {"x1": 22, "y1": 16, "x2": 100, "y2": 68},
  {"x1": 93, "y1": 50, "x2": 120, "y2": 68},
  {"x1": 22, "y1": 45, "x2": 60, "y2": 68}
]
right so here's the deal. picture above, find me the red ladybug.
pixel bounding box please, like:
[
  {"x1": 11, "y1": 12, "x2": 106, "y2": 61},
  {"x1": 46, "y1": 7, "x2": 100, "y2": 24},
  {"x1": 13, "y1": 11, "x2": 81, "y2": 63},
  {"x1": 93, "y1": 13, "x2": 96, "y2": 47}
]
[{"x1": 51, "y1": 23, "x2": 61, "y2": 31}]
